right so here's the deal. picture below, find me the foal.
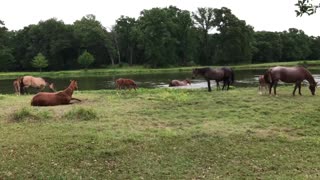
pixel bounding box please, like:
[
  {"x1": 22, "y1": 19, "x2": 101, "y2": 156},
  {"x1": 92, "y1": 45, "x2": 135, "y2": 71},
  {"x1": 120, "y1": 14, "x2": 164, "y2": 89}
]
[
  {"x1": 258, "y1": 75, "x2": 268, "y2": 94},
  {"x1": 115, "y1": 78, "x2": 137, "y2": 90},
  {"x1": 13, "y1": 77, "x2": 23, "y2": 95},
  {"x1": 31, "y1": 80, "x2": 81, "y2": 106}
]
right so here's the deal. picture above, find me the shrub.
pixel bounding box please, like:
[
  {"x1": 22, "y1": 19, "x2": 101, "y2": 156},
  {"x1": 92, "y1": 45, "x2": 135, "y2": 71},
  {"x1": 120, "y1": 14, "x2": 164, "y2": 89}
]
[{"x1": 63, "y1": 107, "x2": 98, "y2": 121}]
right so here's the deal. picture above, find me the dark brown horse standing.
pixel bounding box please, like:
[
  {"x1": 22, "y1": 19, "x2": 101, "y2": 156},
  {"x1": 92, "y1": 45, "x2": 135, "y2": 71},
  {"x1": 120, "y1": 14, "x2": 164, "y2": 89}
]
[
  {"x1": 264, "y1": 66, "x2": 317, "y2": 96},
  {"x1": 169, "y1": 79, "x2": 191, "y2": 87},
  {"x1": 31, "y1": 80, "x2": 81, "y2": 106},
  {"x1": 192, "y1": 67, "x2": 234, "y2": 92}
]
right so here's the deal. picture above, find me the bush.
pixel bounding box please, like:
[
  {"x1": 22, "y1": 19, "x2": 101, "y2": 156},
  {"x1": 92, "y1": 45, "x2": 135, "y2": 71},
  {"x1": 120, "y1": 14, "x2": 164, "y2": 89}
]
[{"x1": 63, "y1": 107, "x2": 98, "y2": 121}]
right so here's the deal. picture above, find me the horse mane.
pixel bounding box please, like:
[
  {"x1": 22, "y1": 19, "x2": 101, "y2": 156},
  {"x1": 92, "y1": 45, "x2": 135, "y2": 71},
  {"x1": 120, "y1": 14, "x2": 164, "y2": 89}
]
[
  {"x1": 298, "y1": 66, "x2": 316, "y2": 85},
  {"x1": 195, "y1": 67, "x2": 212, "y2": 75}
]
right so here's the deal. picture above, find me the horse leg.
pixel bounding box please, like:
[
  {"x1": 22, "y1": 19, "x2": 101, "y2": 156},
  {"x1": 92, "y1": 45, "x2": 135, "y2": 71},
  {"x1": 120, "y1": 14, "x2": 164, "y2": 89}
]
[
  {"x1": 222, "y1": 80, "x2": 226, "y2": 90},
  {"x1": 273, "y1": 82, "x2": 278, "y2": 95},
  {"x1": 298, "y1": 83, "x2": 302, "y2": 96},
  {"x1": 71, "y1": 97, "x2": 81, "y2": 102},
  {"x1": 216, "y1": 81, "x2": 220, "y2": 90},
  {"x1": 293, "y1": 83, "x2": 298, "y2": 96},
  {"x1": 227, "y1": 80, "x2": 230, "y2": 90},
  {"x1": 207, "y1": 80, "x2": 212, "y2": 92},
  {"x1": 268, "y1": 83, "x2": 273, "y2": 95}
]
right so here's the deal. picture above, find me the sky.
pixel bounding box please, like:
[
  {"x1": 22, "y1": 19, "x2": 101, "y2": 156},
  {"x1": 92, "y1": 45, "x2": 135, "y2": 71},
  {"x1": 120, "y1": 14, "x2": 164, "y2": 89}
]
[{"x1": 1, "y1": 0, "x2": 320, "y2": 36}]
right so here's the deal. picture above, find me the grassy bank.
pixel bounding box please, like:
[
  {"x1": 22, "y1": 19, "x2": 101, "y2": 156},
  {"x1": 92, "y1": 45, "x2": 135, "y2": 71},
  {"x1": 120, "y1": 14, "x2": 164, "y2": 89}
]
[
  {"x1": 1, "y1": 87, "x2": 320, "y2": 179},
  {"x1": 1, "y1": 60, "x2": 320, "y2": 79}
]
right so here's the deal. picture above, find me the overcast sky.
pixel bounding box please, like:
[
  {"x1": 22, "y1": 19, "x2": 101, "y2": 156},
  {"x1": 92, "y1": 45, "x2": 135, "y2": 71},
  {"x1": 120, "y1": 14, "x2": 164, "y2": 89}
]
[{"x1": 1, "y1": 0, "x2": 319, "y2": 36}]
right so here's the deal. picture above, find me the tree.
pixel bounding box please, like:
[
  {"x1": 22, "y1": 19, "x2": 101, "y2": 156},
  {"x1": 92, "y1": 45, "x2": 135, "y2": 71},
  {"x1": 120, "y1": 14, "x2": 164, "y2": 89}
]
[
  {"x1": 31, "y1": 53, "x2": 48, "y2": 72},
  {"x1": 78, "y1": 50, "x2": 95, "y2": 70},
  {"x1": 73, "y1": 14, "x2": 110, "y2": 67},
  {"x1": 192, "y1": 7, "x2": 215, "y2": 65},
  {"x1": 295, "y1": 0, "x2": 319, "y2": 16}
]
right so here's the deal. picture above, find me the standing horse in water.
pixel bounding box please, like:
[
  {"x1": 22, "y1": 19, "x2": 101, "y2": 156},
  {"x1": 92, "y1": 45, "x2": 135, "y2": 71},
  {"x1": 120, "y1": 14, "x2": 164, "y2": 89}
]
[
  {"x1": 115, "y1": 78, "x2": 137, "y2": 90},
  {"x1": 169, "y1": 79, "x2": 191, "y2": 87},
  {"x1": 264, "y1": 66, "x2": 317, "y2": 96},
  {"x1": 21, "y1": 76, "x2": 56, "y2": 94},
  {"x1": 31, "y1": 80, "x2": 81, "y2": 106},
  {"x1": 192, "y1": 67, "x2": 234, "y2": 92}
]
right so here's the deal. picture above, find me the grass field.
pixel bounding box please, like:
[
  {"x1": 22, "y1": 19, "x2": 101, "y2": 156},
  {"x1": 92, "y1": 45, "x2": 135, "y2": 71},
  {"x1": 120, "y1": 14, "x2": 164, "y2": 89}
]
[{"x1": 1, "y1": 86, "x2": 320, "y2": 179}]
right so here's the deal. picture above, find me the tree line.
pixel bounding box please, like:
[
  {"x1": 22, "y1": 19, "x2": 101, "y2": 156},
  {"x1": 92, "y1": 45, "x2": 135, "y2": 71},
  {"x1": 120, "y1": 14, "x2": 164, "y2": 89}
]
[{"x1": 1, "y1": 6, "x2": 320, "y2": 71}]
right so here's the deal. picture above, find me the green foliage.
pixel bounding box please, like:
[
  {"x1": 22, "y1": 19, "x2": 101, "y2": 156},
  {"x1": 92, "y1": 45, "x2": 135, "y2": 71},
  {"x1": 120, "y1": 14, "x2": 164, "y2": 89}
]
[
  {"x1": 63, "y1": 107, "x2": 98, "y2": 121},
  {"x1": 1, "y1": 8, "x2": 320, "y2": 70},
  {"x1": 31, "y1": 53, "x2": 48, "y2": 72},
  {"x1": 0, "y1": 48, "x2": 15, "y2": 71},
  {"x1": 295, "y1": 0, "x2": 319, "y2": 16},
  {"x1": 77, "y1": 50, "x2": 95, "y2": 70}
]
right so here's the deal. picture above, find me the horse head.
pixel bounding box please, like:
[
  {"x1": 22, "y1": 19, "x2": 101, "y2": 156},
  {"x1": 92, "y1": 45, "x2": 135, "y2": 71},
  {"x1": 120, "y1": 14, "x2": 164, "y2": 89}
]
[
  {"x1": 49, "y1": 83, "x2": 56, "y2": 92},
  {"x1": 185, "y1": 79, "x2": 191, "y2": 85},
  {"x1": 70, "y1": 80, "x2": 79, "y2": 90},
  {"x1": 191, "y1": 68, "x2": 199, "y2": 79},
  {"x1": 309, "y1": 82, "x2": 317, "y2": 95}
]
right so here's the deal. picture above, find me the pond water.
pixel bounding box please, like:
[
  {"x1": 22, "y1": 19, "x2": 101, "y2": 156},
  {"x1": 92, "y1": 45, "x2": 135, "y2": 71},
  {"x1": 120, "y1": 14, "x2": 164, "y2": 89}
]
[{"x1": 1, "y1": 69, "x2": 320, "y2": 94}]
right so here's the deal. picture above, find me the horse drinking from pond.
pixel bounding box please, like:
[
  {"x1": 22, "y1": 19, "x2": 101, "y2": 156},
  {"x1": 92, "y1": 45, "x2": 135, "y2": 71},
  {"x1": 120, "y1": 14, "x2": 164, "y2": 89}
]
[
  {"x1": 31, "y1": 80, "x2": 81, "y2": 106},
  {"x1": 258, "y1": 75, "x2": 268, "y2": 95},
  {"x1": 264, "y1": 66, "x2": 317, "y2": 96},
  {"x1": 169, "y1": 79, "x2": 191, "y2": 87},
  {"x1": 115, "y1": 78, "x2": 137, "y2": 90},
  {"x1": 192, "y1": 67, "x2": 234, "y2": 92},
  {"x1": 21, "y1": 76, "x2": 56, "y2": 94}
]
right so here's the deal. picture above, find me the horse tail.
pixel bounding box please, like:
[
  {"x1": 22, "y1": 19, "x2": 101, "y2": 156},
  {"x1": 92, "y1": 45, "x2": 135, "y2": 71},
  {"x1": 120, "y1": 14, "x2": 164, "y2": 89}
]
[
  {"x1": 19, "y1": 76, "x2": 25, "y2": 95},
  {"x1": 230, "y1": 69, "x2": 235, "y2": 84}
]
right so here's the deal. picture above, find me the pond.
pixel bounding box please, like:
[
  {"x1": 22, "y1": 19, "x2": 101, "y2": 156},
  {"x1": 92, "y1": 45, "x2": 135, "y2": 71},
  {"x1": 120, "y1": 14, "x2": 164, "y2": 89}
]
[{"x1": 1, "y1": 69, "x2": 320, "y2": 94}]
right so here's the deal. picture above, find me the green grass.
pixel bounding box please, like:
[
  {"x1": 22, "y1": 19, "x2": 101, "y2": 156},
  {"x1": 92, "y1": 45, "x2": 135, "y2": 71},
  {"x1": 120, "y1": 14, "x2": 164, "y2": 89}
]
[
  {"x1": 1, "y1": 86, "x2": 320, "y2": 179},
  {"x1": 1, "y1": 60, "x2": 320, "y2": 79}
]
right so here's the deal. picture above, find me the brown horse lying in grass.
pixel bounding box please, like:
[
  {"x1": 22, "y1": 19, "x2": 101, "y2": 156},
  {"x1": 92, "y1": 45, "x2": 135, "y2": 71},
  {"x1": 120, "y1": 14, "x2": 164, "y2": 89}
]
[
  {"x1": 169, "y1": 79, "x2": 191, "y2": 87},
  {"x1": 22, "y1": 75, "x2": 56, "y2": 94},
  {"x1": 31, "y1": 80, "x2": 81, "y2": 106},
  {"x1": 115, "y1": 78, "x2": 137, "y2": 90}
]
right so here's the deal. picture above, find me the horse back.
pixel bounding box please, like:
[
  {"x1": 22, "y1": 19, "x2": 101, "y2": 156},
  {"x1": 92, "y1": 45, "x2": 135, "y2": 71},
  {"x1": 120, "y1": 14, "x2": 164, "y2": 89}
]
[
  {"x1": 23, "y1": 76, "x2": 47, "y2": 87},
  {"x1": 31, "y1": 92, "x2": 71, "y2": 106}
]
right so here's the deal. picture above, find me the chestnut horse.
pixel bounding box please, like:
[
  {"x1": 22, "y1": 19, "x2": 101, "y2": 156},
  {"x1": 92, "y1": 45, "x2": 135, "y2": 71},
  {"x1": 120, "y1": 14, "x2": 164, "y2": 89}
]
[
  {"x1": 115, "y1": 78, "x2": 137, "y2": 90},
  {"x1": 264, "y1": 66, "x2": 317, "y2": 96},
  {"x1": 31, "y1": 80, "x2": 81, "y2": 106},
  {"x1": 21, "y1": 76, "x2": 56, "y2": 94},
  {"x1": 169, "y1": 79, "x2": 191, "y2": 87},
  {"x1": 258, "y1": 75, "x2": 268, "y2": 94},
  {"x1": 192, "y1": 67, "x2": 234, "y2": 92}
]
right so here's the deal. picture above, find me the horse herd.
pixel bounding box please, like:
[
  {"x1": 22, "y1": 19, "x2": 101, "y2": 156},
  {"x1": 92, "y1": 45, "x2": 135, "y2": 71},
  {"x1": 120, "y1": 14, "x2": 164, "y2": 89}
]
[{"x1": 11, "y1": 65, "x2": 317, "y2": 106}]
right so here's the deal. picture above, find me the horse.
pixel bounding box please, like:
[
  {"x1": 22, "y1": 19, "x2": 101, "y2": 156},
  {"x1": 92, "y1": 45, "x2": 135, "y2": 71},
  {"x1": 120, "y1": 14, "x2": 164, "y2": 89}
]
[
  {"x1": 115, "y1": 78, "x2": 137, "y2": 90},
  {"x1": 192, "y1": 67, "x2": 235, "y2": 92},
  {"x1": 258, "y1": 75, "x2": 268, "y2": 95},
  {"x1": 264, "y1": 66, "x2": 317, "y2": 96},
  {"x1": 169, "y1": 79, "x2": 191, "y2": 87},
  {"x1": 21, "y1": 76, "x2": 56, "y2": 94},
  {"x1": 31, "y1": 80, "x2": 81, "y2": 106},
  {"x1": 13, "y1": 77, "x2": 23, "y2": 95}
]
